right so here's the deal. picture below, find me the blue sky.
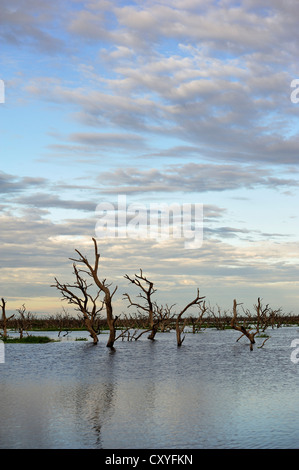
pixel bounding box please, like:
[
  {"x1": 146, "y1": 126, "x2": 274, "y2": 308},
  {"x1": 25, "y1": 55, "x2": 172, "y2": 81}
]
[{"x1": 1, "y1": 0, "x2": 299, "y2": 317}]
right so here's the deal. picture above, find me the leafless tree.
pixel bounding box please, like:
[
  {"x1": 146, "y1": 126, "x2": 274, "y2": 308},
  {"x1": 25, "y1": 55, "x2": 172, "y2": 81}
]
[
  {"x1": 253, "y1": 297, "x2": 271, "y2": 333},
  {"x1": 176, "y1": 289, "x2": 205, "y2": 346},
  {"x1": 231, "y1": 299, "x2": 257, "y2": 351},
  {"x1": 1, "y1": 298, "x2": 14, "y2": 339},
  {"x1": 52, "y1": 264, "x2": 103, "y2": 344},
  {"x1": 123, "y1": 270, "x2": 159, "y2": 340},
  {"x1": 208, "y1": 303, "x2": 230, "y2": 330},
  {"x1": 189, "y1": 300, "x2": 208, "y2": 333},
  {"x1": 122, "y1": 312, "x2": 149, "y2": 330},
  {"x1": 55, "y1": 307, "x2": 71, "y2": 338},
  {"x1": 269, "y1": 307, "x2": 285, "y2": 328},
  {"x1": 252, "y1": 297, "x2": 285, "y2": 332},
  {"x1": 16, "y1": 304, "x2": 33, "y2": 339},
  {"x1": 52, "y1": 238, "x2": 118, "y2": 348},
  {"x1": 154, "y1": 303, "x2": 176, "y2": 332}
]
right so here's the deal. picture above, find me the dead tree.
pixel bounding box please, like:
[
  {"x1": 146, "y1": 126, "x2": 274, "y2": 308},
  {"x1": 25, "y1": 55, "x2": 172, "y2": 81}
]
[
  {"x1": 154, "y1": 303, "x2": 176, "y2": 332},
  {"x1": 16, "y1": 304, "x2": 33, "y2": 339},
  {"x1": 176, "y1": 289, "x2": 205, "y2": 346},
  {"x1": 1, "y1": 298, "x2": 14, "y2": 339},
  {"x1": 253, "y1": 297, "x2": 284, "y2": 332},
  {"x1": 254, "y1": 297, "x2": 271, "y2": 333},
  {"x1": 52, "y1": 264, "x2": 103, "y2": 344},
  {"x1": 70, "y1": 238, "x2": 118, "y2": 348},
  {"x1": 123, "y1": 270, "x2": 159, "y2": 340},
  {"x1": 269, "y1": 307, "x2": 285, "y2": 328},
  {"x1": 231, "y1": 299, "x2": 257, "y2": 351},
  {"x1": 52, "y1": 238, "x2": 117, "y2": 348},
  {"x1": 56, "y1": 307, "x2": 72, "y2": 338},
  {"x1": 190, "y1": 300, "x2": 208, "y2": 333}
]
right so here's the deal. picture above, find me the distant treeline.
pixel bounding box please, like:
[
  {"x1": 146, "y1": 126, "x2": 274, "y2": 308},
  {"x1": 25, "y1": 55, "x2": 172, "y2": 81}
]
[{"x1": 3, "y1": 309, "x2": 299, "y2": 333}]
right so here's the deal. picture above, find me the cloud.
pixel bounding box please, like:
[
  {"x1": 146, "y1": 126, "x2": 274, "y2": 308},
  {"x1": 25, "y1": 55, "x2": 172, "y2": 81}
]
[
  {"x1": 0, "y1": 1, "x2": 65, "y2": 52},
  {"x1": 24, "y1": 44, "x2": 298, "y2": 166},
  {"x1": 0, "y1": 172, "x2": 47, "y2": 194},
  {"x1": 67, "y1": 9, "x2": 114, "y2": 42},
  {"x1": 65, "y1": 1, "x2": 299, "y2": 59},
  {"x1": 96, "y1": 163, "x2": 299, "y2": 194},
  {"x1": 62, "y1": 131, "x2": 147, "y2": 154},
  {"x1": 13, "y1": 192, "x2": 97, "y2": 212}
]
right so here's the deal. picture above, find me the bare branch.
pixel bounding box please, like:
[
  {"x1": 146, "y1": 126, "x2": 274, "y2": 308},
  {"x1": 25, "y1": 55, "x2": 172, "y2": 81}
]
[
  {"x1": 231, "y1": 299, "x2": 257, "y2": 351},
  {"x1": 176, "y1": 289, "x2": 205, "y2": 346},
  {"x1": 124, "y1": 270, "x2": 157, "y2": 340}
]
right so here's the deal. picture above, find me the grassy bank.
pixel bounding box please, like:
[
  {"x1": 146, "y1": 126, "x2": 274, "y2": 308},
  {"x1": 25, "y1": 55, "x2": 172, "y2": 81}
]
[{"x1": 2, "y1": 335, "x2": 54, "y2": 344}]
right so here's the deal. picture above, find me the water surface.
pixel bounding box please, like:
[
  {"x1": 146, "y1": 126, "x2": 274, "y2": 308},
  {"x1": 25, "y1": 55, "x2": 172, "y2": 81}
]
[{"x1": 0, "y1": 327, "x2": 299, "y2": 449}]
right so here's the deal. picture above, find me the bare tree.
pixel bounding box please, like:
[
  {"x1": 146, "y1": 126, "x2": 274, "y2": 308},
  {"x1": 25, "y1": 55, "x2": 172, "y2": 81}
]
[
  {"x1": 52, "y1": 264, "x2": 103, "y2": 344},
  {"x1": 52, "y1": 238, "x2": 118, "y2": 348},
  {"x1": 154, "y1": 303, "x2": 176, "y2": 332},
  {"x1": 189, "y1": 300, "x2": 208, "y2": 333},
  {"x1": 55, "y1": 307, "x2": 71, "y2": 338},
  {"x1": 231, "y1": 299, "x2": 257, "y2": 351},
  {"x1": 253, "y1": 297, "x2": 271, "y2": 333},
  {"x1": 252, "y1": 297, "x2": 284, "y2": 332},
  {"x1": 16, "y1": 304, "x2": 33, "y2": 339},
  {"x1": 207, "y1": 304, "x2": 230, "y2": 330},
  {"x1": 1, "y1": 298, "x2": 14, "y2": 339},
  {"x1": 269, "y1": 306, "x2": 285, "y2": 329},
  {"x1": 176, "y1": 289, "x2": 205, "y2": 346},
  {"x1": 122, "y1": 312, "x2": 149, "y2": 330},
  {"x1": 123, "y1": 270, "x2": 159, "y2": 340}
]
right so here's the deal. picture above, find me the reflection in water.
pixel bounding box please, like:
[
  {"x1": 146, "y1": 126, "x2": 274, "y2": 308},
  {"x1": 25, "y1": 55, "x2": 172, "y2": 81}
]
[
  {"x1": 0, "y1": 328, "x2": 299, "y2": 448},
  {"x1": 53, "y1": 381, "x2": 116, "y2": 448}
]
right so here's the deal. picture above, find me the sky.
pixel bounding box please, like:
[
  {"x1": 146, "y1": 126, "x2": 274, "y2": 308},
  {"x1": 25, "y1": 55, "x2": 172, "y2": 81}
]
[{"x1": 1, "y1": 0, "x2": 299, "y2": 318}]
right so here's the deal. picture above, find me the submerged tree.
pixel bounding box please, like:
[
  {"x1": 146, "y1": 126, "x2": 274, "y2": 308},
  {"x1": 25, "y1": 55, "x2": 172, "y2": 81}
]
[
  {"x1": 231, "y1": 299, "x2": 257, "y2": 351},
  {"x1": 155, "y1": 303, "x2": 176, "y2": 332},
  {"x1": 252, "y1": 297, "x2": 284, "y2": 332},
  {"x1": 52, "y1": 264, "x2": 103, "y2": 344},
  {"x1": 124, "y1": 270, "x2": 159, "y2": 340},
  {"x1": 52, "y1": 238, "x2": 118, "y2": 348},
  {"x1": 124, "y1": 270, "x2": 205, "y2": 345},
  {"x1": 175, "y1": 289, "x2": 205, "y2": 346},
  {"x1": 16, "y1": 304, "x2": 33, "y2": 339},
  {"x1": 231, "y1": 297, "x2": 286, "y2": 351},
  {"x1": 189, "y1": 300, "x2": 208, "y2": 333}
]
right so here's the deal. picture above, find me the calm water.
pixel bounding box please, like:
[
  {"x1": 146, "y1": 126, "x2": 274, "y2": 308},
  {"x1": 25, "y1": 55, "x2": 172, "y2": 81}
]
[{"x1": 0, "y1": 327, "x2": 299, "y2": 449}]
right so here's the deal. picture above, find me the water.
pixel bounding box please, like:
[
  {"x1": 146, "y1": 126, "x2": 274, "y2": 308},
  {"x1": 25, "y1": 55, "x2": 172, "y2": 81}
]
[{"x1": 0, "y1": 327, "x2": 299, "y2": 449}]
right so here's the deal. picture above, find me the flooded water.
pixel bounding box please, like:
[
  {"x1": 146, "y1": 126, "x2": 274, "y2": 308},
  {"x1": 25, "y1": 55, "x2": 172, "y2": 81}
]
[{"x1": 0, "y1": 327, "x2": 299, "y2": 449}]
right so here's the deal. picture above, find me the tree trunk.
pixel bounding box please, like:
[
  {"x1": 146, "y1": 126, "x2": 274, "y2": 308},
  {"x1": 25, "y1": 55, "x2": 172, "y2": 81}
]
[
  {"x1": 176, "y1": 313, "x2": 186, "y2": 346},
  {"x1": 1, "y1": 298, "x2": 14, "y2": 339},
  {"x1": 106, "y1": 300, "x2": 117, "y2": 349},
  {"x1": 84, "y1": 315, "x2": 98, "y2": 344},
  {"x1": 147, "y1": 322, "x2": 158, "y2": 340}
]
